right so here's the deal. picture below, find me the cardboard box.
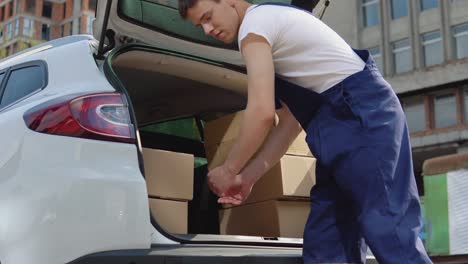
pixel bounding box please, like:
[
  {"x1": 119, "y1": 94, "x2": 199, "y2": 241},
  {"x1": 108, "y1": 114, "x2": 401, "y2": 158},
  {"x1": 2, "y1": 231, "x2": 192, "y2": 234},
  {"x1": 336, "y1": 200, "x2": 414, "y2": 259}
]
[
  {"x1": 142, "y1": 148, "x2": 194, "y2": 200},
  {"x1": 219, "y1": 200, "x2": 310, "y2": 238},
  {"x1": 205, "y1": 139, "x2": 238, "y2": 171},
  {"x1": 246, "y1": 155, "x2": 316, "y2": 204},
  {"x1": 204, "y1": 111, "x2": 312, "y2": 157},
  {"x1": 206, "y1": 141, "x2": 316, "y2": 204},
  {"x1": 149, "y1": 198, "x2": 187, "y2": 234}
]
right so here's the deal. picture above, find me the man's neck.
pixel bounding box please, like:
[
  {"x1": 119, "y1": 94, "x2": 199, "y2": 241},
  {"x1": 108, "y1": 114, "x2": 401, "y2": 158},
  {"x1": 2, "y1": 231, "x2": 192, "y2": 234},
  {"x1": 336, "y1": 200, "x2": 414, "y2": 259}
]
[{"x1": 233, "y1": 0, "x2": 253, "y2": 23}]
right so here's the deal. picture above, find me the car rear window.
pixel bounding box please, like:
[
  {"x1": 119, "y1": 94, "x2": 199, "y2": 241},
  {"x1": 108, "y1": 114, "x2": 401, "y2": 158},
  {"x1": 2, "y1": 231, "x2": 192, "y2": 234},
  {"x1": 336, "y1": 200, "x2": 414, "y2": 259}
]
[
  {"x1": 0, "y1": 65, "x2": 45, "y2": 109},
  {"x1": 118, "y1": 0, "x2": 303, "y2": 50}
]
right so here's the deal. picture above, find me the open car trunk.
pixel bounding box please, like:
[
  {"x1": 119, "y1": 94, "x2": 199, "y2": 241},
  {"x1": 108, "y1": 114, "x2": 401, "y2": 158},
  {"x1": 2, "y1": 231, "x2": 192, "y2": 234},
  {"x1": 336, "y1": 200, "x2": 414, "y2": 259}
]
[
  {"x1": 93, "y1": 1, "x2": 378, "y2": 262},
  {"x1": 108, "y1": 46, "x2": 248, "y2": 124},
  {"x1": 93, "y1": 0, "x2": 321, "y2": 63},
  {"x1": 100, "y1": 43, "x2": 379, "y2": 264},
  {"x1": 105, "y1": 44, "x2": 310, "y2": 245}
]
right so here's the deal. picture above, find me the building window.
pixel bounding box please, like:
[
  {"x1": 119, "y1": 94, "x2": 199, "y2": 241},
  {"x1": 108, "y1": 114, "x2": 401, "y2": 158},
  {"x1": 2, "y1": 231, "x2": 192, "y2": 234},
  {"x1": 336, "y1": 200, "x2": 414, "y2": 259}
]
[
  {"x1": 391, "y1": 0, "x2": 408, "y2": 19},
  {"x1": 25, "y1": 0, "x2": 36, "y2": 14},
  {"x1": 403, "y1": 97, "x2": 426, "y2": 133},
  {"x1": 63, "y1": 2, "x2": 67, "y2": 19},
  {"x1": 369, "y1": 47, "x2": 383, "y2": 73},
  {"x1": 9, "y1": 2, "x2": 13, "y2": 17},
  {"x1": 421, "y1": 0, "x2": 438, "y2": 10},
  {"x1": 16, "y1": 0, "x2": 22, "y2": 14},
  {"x1": 464, "y1": 89, "x2": 468, "y2": 123},
  {"x1": 60, "y1": 24, "x2": 65, "y2": 37},
  {"x1": 362, "y1": 0, "x2": 380, "y2": 27},
  {"x1": 42, "y1": 2, "x2": 52, "y2": 18},
  {"x1": 86, "y1": 15, "x2": 95, "y2": 34},
  {"x1": 0, "y1": 6, "x2": 4, "y2": 21},
  {"x1": 23, "y1": 18, "x2": 34, "y2": 37},
  {"x1": 393, "y1": 38, "x2": 412, "y2": 74},
  {"x1": 78, "y1": 17, "x2": 82, "y2": 34},
  {"x1": 434, "y1": 93, "x2": 457, "y2": 129},
  {"x1": 41, "y1": 24, "x2": 50, "y2": 40},
  {"x1": 6, "y1": 22, "x2": 12, "y2": 41},
  {"x1": 453, "y1": 23, "x2": 468, "y2": 60},
  {"x1": 422, "y1": 31, "x2": 443, "y2": 67},
  {"x1": 14, "y1": 18, "x2": 19, "y2": 36},
  {"x1": 89, "y1": 0, "x2": 97, "y2": 11},
  {"x1": 69, "y1": 21, "x2": 73, "y2": 35}
]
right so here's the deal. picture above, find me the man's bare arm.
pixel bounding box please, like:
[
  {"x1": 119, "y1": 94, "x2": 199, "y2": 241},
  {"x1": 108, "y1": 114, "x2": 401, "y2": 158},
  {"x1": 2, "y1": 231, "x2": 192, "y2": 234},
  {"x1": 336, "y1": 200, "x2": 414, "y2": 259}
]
[
  {"x1": 218, "y1": 103, "x2": 303, "y2": 205},
  {"x1": 223, "y1": 33, "x2": 276, "y2": 175},
  {"x1": 242, "y1": 103, "x2": 303, "y2": 183}
]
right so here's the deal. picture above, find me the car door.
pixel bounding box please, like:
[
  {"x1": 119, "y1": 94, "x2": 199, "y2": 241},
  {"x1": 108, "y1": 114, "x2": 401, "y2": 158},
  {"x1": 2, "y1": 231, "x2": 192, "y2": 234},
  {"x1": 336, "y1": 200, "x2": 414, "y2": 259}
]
[{"x1": 93, "y1": 0, "x2": 320, "y2": 64}]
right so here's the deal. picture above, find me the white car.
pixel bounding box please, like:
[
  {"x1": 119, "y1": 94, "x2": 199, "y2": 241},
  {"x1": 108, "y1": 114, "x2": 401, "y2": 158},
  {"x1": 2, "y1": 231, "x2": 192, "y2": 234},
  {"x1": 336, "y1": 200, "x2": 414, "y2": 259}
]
[{"x1": 0, "y1": 1, "x2": 377, "y2": 264}]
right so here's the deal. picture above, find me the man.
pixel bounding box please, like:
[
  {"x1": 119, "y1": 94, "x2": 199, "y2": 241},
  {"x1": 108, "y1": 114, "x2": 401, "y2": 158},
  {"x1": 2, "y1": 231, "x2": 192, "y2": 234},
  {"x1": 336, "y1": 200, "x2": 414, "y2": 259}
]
[{"x1": 178, "y1": 0, "x2": 432, "y2": 263}]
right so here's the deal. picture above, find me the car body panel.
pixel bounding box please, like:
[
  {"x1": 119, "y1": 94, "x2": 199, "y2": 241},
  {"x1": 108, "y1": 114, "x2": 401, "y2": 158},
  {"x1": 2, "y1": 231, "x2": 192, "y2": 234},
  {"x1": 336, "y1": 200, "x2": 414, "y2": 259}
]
[
  {"x1": 0, "y1": 130, "x2": 151, "y2": 264},
  {"x1": 0, "y1": 37, "x2": 152, "y2": 264}
]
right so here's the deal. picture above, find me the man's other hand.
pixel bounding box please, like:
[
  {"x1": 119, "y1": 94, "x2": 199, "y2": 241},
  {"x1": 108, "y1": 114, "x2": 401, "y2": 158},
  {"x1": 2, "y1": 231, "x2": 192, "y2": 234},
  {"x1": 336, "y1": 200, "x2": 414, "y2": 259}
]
[
  {"x1": 207, "y1": 164, "x2": 237, "y2": 197},
  {"x1": 207, "y1": 165, "x2": 255, "y2": 205},
  {"x1": 217, "y1": 172, "x2": 254, "y2": 206}
]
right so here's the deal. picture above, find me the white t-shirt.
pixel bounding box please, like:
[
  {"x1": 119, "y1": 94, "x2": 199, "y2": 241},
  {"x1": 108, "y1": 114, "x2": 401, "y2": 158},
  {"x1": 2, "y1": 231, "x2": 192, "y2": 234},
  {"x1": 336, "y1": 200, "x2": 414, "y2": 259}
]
[{"x1": 238, "y1": 5, "x2": 366, "y2": 94}]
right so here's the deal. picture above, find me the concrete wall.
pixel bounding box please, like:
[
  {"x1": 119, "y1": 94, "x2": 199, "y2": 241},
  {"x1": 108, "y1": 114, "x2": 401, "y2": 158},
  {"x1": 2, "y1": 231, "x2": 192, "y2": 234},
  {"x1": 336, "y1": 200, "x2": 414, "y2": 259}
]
[
  {"x1": 318, "y1": 0, "x2": 468, "y2": 95},
  {"x1": 316, "y1": 0, "x2": 468, "y2": 174},
  {"x1": 320, "y1": 0, "x2": 360, "y2": 47}
]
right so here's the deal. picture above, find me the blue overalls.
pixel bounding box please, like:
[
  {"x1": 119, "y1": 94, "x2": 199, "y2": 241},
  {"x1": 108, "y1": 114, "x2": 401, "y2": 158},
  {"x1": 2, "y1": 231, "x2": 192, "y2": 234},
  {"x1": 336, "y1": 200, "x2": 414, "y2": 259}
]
[{"x1": 253, "y1": 3, "x2": 433, "y2": 264}]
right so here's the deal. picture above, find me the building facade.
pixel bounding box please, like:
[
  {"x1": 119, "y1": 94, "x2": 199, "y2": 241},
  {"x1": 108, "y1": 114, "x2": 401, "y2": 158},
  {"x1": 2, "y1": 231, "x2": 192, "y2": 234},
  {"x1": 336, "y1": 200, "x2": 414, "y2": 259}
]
[
  {"x1": 0, "y1": 0, "x2": 96, "y2": 58},
  {"x1": 318, "y1": 0, "x2": 468, "y2": 194}
]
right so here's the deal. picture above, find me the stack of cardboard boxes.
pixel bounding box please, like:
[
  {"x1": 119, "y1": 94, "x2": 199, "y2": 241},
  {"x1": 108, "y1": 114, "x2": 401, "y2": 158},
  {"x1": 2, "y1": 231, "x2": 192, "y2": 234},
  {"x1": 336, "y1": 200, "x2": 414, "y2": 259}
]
[
  {"x1": 204, "y1": 111, "x2": 316, "y2": 238},
  {"x1": 142, "y1": 148, "x2": 194, "y2": 234}
]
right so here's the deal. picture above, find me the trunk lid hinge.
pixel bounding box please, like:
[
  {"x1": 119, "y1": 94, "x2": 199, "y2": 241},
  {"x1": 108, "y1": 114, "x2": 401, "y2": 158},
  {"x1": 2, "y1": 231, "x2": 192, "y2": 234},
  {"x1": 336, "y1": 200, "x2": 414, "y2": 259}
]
[
  {"x1": 96, "y1": 0, "x2": 115, "y2": 60},
  {"x1": 319, "y1": 0, "x2": 331, "y2": 20}
]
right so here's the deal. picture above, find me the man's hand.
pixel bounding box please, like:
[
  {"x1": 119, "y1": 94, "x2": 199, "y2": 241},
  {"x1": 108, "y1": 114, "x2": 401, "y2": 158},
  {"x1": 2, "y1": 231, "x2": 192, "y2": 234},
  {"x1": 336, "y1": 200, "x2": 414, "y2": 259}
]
[
  {"x1": 207, "y1": 164, "x2": 237, "y2": 197},
  {"x1": 221, "y1": 33, "x2": 275, "y2": 175},
  {"x1": 207, "y1": 165, "x2": 255, "y2": 206},
  {"x1": 217, "y1": 172, "x2": 255, "y2": 206},
  {"x1": 215, "y1": 102, "x2": 303, "y2": 206}
]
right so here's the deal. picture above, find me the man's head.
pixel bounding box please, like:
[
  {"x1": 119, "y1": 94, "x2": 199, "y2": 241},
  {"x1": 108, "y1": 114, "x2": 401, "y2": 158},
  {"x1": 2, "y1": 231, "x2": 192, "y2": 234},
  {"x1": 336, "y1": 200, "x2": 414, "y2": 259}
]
[{"x1": 178, "y1": 0, "x2": 248, "y2": 44}]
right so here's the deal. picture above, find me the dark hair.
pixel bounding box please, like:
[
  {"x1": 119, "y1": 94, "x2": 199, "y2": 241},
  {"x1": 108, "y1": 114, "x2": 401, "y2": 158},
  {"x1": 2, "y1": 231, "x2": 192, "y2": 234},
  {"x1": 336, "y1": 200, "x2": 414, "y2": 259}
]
[{"x1": 178, "y1": 0, "x2": 220, "y2": 19}]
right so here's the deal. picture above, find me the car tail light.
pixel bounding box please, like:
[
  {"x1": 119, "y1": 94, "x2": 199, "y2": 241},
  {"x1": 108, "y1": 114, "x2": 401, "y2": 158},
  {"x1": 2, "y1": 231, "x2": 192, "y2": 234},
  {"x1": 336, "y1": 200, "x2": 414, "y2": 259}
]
[{"x1": 24, "y1": 92, "x2": 135, "y2": 143}]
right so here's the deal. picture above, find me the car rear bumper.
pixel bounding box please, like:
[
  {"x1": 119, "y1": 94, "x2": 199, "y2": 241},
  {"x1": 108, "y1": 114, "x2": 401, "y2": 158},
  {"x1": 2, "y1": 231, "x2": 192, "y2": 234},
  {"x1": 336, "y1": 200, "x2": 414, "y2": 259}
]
[{"x1": 0, "y1": 130, "x2": 151, "y2": 264}]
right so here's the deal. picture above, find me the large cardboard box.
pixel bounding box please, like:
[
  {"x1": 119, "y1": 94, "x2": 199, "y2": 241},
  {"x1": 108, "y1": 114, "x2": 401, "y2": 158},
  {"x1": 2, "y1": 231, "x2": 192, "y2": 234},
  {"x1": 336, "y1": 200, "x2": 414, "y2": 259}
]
[
  {"x1": 247, "y1": 155, "x2": 315, "y2": 204},
  {"x1": 149, "y1": 198, "x2": 188, "y2": 234},
  {"x1": 219, "y1": 200, "x2": 310, "y2": 238},
  {"x1": 142, "y1": 148, "x2": 194, "y2": 200},
  {"x1": 204, "y1": 111, "x2": 312, "y2": 157},
  {"x1": 206, "y1": 140, "x2": 316, "y2": 204}
]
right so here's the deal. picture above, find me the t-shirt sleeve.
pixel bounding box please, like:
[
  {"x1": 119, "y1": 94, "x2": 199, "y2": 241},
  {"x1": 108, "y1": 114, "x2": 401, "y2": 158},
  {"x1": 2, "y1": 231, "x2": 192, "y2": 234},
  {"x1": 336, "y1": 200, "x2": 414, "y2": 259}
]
[{"x1": 237, "y1": 7, "x2": 280, "y2": 52}]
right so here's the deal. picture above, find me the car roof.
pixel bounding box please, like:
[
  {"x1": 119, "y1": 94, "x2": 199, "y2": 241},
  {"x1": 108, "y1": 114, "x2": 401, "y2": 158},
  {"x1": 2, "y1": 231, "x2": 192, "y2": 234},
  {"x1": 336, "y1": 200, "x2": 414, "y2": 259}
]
[{"x1": 0, "y1": 35, "x2": 96, "y2": 69}]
